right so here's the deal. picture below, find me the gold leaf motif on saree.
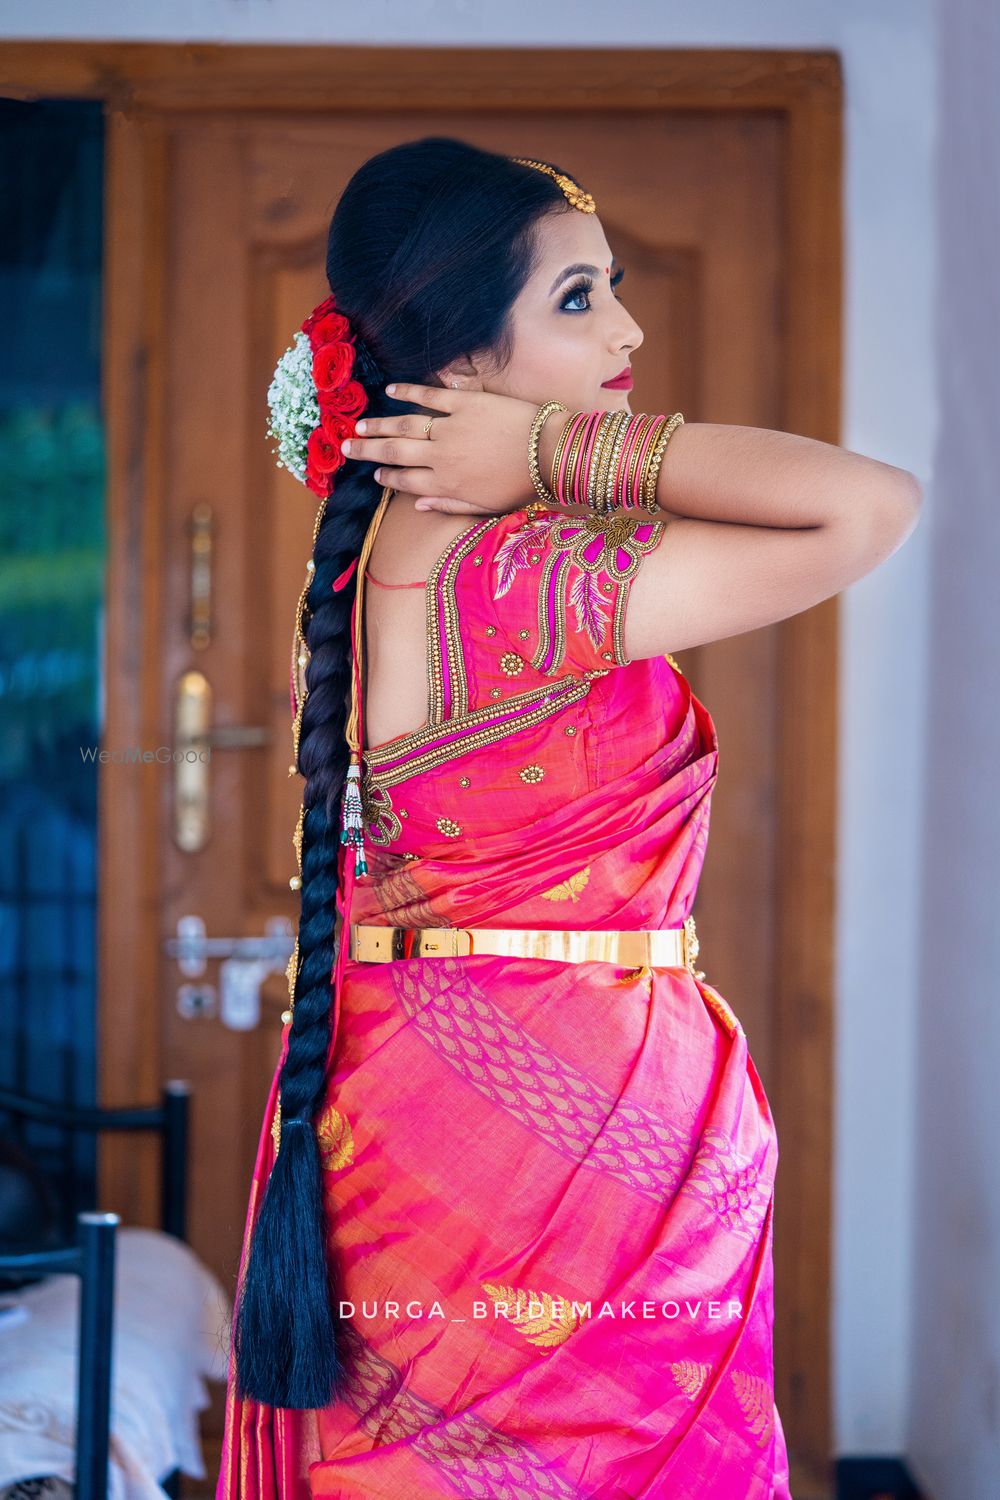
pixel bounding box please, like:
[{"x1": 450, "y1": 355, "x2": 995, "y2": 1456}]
[
  {"x1": 315, "y1": 1102, "x2": 355, "y2": 1172},
  {"x1": 539, "y1": 866, "x2": 591, "y2": 902},
  {"x1": 481, "y1": 1280, "x2": 585, "y2": 1348},
  {"x1": 670, "y1": 1358, "x2": 713, "y2": 1401},
  {"x1": 730, "y1": 1368, "x2": 775, "y2": 1446}
]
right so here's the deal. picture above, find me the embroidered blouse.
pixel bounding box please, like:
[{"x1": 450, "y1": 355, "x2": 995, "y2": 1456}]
[{"x1": 357, "y1": 504, "x2": 685, "y2": 867}]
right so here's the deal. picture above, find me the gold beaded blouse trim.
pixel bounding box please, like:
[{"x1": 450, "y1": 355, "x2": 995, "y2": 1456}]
[{"x1": 360, "y1": 674, "x2": 596, "y2": 847}]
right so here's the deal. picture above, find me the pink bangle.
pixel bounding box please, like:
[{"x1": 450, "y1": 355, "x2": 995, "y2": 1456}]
[
  {"x1": 564, "y1": 411, "x2": 599, "y2": 507},
  {"x1": 554, "y1": 412, "x2": 589, "y2": 505},
  {"x1": 577, "y1": 411, "x2": 603, "y2": 506}
]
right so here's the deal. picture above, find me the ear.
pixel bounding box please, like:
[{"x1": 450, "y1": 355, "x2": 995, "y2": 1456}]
[{"x1": 436, "y1": 353, "x2": 484, "y2": 391}]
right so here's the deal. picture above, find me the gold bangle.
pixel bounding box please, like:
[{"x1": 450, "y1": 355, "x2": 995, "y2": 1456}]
[
  {"x1": 641, "y1": 412, "x2": 684, "y2": 513},
  {"x1": 588, "y1": 412, "x2": 613, "y2": 514},
  {"x1": 585, "y1": 412, "x2": 617, "y2": 513},
  {"x1": 635, "y1": 415, "x2": 669, "y2": 514},
  {"x1": 527, "y1": 400, "x2": 567, "y2": 505},
  {"x1": 604, "y1": 410, "x2": 633, "y2": 513},
  {"x1": 623, "y1": 414, "x2": 657, "y2": 512},
  {"x1": 594, "y1": 411, "x2": 628, "y2": 515}
]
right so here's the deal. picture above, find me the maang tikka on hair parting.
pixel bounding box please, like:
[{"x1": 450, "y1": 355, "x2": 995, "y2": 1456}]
[{"x1": 510, "y1": 156, "x2": 597, "y2": 212}]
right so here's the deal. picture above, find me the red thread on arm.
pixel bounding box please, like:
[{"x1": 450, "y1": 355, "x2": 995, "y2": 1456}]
[{"x1": 365, "y1": 568, "x2": 427, "y2": 589}]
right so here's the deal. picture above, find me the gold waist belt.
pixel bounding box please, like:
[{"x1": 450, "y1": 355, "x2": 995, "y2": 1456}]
[{"x1": 347, "y1": 914, "x2": 703, "y2": 977}]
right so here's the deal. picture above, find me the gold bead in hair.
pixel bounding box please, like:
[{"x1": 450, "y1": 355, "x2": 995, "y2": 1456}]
[{"x1": 511, "y1": 157, "x2": 596, "y2": 213}]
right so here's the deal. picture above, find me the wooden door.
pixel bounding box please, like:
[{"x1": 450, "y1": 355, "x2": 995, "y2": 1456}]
[{"x1": 1, "y1": 42, "x2": 839, "y2": 1494}]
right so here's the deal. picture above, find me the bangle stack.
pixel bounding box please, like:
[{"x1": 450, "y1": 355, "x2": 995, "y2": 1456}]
[{"x1": 527, "y1": 403, "x2": 685, "y2": 515}]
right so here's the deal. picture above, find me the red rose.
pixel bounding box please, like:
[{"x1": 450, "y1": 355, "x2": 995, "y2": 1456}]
[
  {"x1": 301, "y1": 296, "x2": 337, "y2": 336},
  {"x1": 322, "y1": 380, "x2": 367, "y2": 421},
  {"x1": 307, "y1": 424, "x2": 347, "y2": 476},
  {"x1": 310, "y1": 310, "x2": 353, "y2": 347},
  {"x1": 305, "y1": 467, "x2": 333, "y2": 498},
  {"x1": 313, "y1": 341, "x2": 355, "y2": 393},
  {"x1": 320, "y1": 409, "x2": 357, "y2": 451}
]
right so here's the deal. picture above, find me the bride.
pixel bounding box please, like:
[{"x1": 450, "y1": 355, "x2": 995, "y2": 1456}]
[{"x1": 218, "y1": 134, "x2": 920, "y2": 1500}]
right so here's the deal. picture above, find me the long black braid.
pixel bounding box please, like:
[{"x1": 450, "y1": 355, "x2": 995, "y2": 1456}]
[
  {"x1": 231, "y1": 134, "x2": 585, "y2": 1409},
  {"x1": 231, "y1": 459, "x2": 384, "y2": 1408}
]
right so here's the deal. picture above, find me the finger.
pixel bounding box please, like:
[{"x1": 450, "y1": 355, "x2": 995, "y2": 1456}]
[
  {"x1": 344, "y1": 435, "x2": 432, "y2": 465},
  {"x1": 415, "y1": 498, "x2": 493, "y2": 514},
  {"x1": 371, "y1": 465, "x2": 437, "y2": 495},
  {"x1": 373, "y1": 470, "x2": 491, "y2": 511},
  {"x1": 384, "y1": 382, "x2": 455, "y2": 412},
  {"x1": 354, "y1": 411, "x2": 445, "y2": 438}
]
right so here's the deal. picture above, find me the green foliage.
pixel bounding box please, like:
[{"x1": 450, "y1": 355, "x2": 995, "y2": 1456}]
[
  {"x1": 0, "y1": 402, "x2": 106, "y2": 558},
  {"x1": 0, "y1": 402, "x2": 106, "y2": 774}
]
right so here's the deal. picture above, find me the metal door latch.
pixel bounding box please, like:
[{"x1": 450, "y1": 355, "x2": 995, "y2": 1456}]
[{"x1": 165, "y1": 915, "x2": 295, "y2": 1030}]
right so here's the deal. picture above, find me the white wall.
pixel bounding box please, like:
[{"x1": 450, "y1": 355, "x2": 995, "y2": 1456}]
[
  {"x1": 2, "y1": 0, "x2": 941, "y2": 1473},
  {"x1": 907, "y1": 3, "x2": 1000, "y2": 1496}
]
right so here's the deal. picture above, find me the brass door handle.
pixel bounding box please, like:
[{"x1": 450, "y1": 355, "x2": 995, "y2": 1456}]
[
  {"x1": 174, "y1": 670, "x2": 211, "y2": 851},
  {"x1": 173, "y1": 671, "x2": 275, "y2": 849}
]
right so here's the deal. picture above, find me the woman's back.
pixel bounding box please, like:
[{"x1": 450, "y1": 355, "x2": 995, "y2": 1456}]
[{"x1": 359, "y1": 496, "x2": 478, "y2": 750}]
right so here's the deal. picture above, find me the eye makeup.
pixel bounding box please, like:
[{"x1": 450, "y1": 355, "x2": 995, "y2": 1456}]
[{"x1": 559, "y1": 263, "x2": 626, "y2": 312}]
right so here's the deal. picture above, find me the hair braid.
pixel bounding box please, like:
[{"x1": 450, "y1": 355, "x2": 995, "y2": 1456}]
[{"x1": 232, "y1": 457, "x2": 383, "y2": 1408}]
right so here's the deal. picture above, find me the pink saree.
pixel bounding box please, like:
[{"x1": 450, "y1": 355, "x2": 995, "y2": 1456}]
[{"x1": 217, "y1": 504, "x2": 792, "y2": 1499}]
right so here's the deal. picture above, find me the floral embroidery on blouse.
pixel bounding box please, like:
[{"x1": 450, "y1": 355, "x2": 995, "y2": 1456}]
[{"x1": 492, "y1": 509, "x2": 667, "y2": 675}]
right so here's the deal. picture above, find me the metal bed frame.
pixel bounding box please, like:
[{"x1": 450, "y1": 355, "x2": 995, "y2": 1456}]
[{"x1": 0, "y1": 1081, "x2": 192, "y2": 1500}]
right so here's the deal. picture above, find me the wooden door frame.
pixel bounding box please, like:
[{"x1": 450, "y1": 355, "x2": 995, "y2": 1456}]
[{"x1": 3, "y1": 42, "x2": 841, "y2": 1486}]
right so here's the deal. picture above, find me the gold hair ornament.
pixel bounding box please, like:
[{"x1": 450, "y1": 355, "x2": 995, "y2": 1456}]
[{"x1": 510, "y1": 157, "x2": 597, "y2": 213}]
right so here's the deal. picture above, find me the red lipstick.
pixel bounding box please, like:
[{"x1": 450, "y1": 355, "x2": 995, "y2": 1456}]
[{"x1": 601, "y1": 366, "x2": 633, "y2": 390}]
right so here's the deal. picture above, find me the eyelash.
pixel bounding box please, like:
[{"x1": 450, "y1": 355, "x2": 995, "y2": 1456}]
[{"x1": 560, "y1": 266, "x2": 626, "y2": 312}]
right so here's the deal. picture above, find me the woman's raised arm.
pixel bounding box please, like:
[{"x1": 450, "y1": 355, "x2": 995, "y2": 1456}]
[
  {"x1": 342, "y1": 386, "x2": 922, "y2": 656},
  {"x1": 538, "y1": 411, "x2": 921, "y2": 532},
  {"x1": 539, "y1": 411, "x2": 923, "y2": 655}
]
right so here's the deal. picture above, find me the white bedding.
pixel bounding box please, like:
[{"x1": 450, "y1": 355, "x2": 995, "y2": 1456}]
[{"x1": 0, "y1": 1226, "x2": 232, "y2": 1500}]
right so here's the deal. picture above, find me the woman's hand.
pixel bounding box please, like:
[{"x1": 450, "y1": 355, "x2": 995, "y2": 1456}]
[{"x1": 340, "y1": 383, "x2": 544, "y2": 515}]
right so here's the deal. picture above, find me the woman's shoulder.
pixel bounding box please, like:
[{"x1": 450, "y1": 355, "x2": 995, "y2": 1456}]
[{"x1": 366, "y1": 494, "x2": 518, "y2": 585}]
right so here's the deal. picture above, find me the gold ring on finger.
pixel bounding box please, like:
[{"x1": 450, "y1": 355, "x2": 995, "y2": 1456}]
[{"x1": 422, "y1": 416, "x2": 435, "y2": 438}]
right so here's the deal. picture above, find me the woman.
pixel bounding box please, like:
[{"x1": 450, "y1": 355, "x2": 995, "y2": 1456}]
[{"x1": 217, "y1": 137, "x2": 921, "y2": 1499}]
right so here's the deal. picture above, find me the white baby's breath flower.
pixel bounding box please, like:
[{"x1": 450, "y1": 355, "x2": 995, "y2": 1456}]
[{"x1": 266, "y1": 331, "x2": 321, "y2": 485}]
